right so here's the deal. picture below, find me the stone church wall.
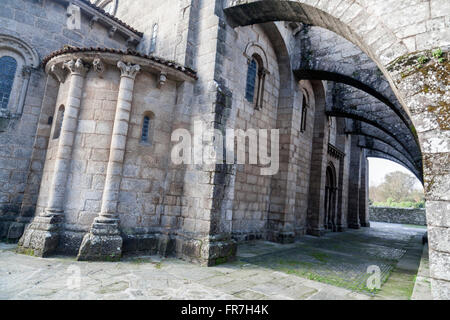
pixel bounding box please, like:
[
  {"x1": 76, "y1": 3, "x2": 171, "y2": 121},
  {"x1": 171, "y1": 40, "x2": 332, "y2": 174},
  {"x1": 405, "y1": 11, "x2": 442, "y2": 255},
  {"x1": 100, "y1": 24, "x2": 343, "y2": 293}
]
[
  {"x1": 0, "y1": 0, "x2": 136, "y2": 240},
  {"x1": 115, "y1": 0, "x2": 188, "y2": 64},
  {"x1": 229, "y1": 24, "x2": 280, "y2": 241}
]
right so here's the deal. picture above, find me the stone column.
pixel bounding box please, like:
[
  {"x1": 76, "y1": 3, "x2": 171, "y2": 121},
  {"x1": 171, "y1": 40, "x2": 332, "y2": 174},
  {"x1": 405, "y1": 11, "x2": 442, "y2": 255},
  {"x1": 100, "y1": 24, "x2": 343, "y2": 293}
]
[
  {"x1": 347, "y1": 136, "x2": 361, "y2": 229},
  {"x1": 359, "y1": 154, "x2": 370, "y2": 227},
  {"x1": 18, "y1": 59, "x2": 88, "y2": 257},
  {"x1": 47, "y1": 59, "x2": 88, "y2": 215},
  {"x1": 77, "y1": 61, "x2": 140, "y2": 261}
]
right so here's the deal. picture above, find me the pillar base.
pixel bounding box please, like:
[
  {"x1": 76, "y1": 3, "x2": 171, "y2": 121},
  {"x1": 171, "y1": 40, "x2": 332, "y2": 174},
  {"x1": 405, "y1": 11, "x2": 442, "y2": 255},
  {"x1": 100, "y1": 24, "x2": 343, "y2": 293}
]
[
  {"x1": 200, "y1": 237, "x2": 237, "y2": 266},
  {"x1": 17, "y1": 211, "x2": 63, "y2": 257},
  {"x1": 348, "y1": 223, "x2": 361, "y2": 229},
  {"x1": 77, "y1": 219, "x2": 123, "y2": 261},
  {"x1": 360, "y1": 222, "x2": 371, "y2": 228},
  {"x1": 121, "y1": 231, "x2": 237, "y2": 266},
  {"x1": 267, "y1": 230, "x2": 295, "y2": 244},
  {"x1": 307, "y1": 227, "x2": 325, "y2": 237},
  {"x1": 176, "y1": 233, "x2": 237, "y2": 266}
]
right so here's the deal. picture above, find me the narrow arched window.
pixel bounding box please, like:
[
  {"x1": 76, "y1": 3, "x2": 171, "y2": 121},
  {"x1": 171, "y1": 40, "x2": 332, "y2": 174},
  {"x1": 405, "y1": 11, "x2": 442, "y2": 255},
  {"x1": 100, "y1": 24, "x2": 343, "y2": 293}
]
[
  {"x1": 53, "y1": 105, "x2": 65, "y2": 139},
  {"x1": 245, "y1": 58, "x2": 257, "y2": 103},
  {"x1": 150, "y1": 23, "x2": 158, "y2": 54},
  {"x1": 0, "y1": 56, "x2": 18, "y2": 110},
  {"x1": 140, "y1": 113, "x2": 154, "y2": 145},
  {"x1": 300, "y1": 95, "x2": 308, "y2": 133},
  {"x1": 245, "y1": 54, "x2": 266, "y2": 109}
]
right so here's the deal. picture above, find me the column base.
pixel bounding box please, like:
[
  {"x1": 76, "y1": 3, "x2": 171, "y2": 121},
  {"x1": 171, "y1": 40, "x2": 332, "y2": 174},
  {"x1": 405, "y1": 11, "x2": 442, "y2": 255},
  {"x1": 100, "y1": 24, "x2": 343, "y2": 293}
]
[
  {"x1": 307, "y1": 227, "x2": 325, "y2": 237},
  {"x1": 77, "y1": 219, "x2": 123, "y2": 261},
  {"x1": 17, "y1": 211, "x2": 63, "y2": 257},
  {"x1": 267, "y1": 230, "x2": 295, "y2": 244},
  {"x1": 177, "y1": 233, "x2": 237, "y2": 266},
  {"x1": 121, "y1": 231, "x2": 237, "y2": 266},
  {"x1": 348, "y1": 223, "x2": 361, "y2": 229},
  {"x1": 360, "y1": 222, "x2": 371, "y2": 228}
]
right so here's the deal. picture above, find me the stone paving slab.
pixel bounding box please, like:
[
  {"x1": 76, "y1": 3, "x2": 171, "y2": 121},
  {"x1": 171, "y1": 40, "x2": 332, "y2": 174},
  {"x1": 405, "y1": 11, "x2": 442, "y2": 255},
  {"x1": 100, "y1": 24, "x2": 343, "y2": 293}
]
[{"x1": 0, "y1": 222, "x2": 425, "y2": 300}]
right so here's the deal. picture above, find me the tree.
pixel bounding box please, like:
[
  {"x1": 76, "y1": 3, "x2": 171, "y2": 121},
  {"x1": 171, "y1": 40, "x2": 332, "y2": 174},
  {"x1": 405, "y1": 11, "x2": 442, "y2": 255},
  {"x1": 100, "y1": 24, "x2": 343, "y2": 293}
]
[
  {"x1": 369, "y1": 171, "x2": 424, "y2": 207},
  {"x1": 378, "y1": 171, "x2": 417, "y2": 202}
]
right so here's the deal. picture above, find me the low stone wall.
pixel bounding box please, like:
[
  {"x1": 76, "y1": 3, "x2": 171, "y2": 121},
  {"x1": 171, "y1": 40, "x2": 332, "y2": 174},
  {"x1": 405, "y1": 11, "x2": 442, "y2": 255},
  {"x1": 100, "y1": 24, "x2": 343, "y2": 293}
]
[{"x1": 369, "y1": 207, "x2": 427, "y2": 226}]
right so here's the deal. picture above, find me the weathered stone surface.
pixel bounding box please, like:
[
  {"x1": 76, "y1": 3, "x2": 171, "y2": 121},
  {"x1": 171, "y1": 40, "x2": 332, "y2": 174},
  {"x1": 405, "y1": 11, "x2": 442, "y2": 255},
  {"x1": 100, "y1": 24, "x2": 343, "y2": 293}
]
[
  {"x1": 0, "y1": 222, "x2": 428, "y2": 300},
  {"x1": 17, "y1": 214, "x2": 63, "y2": 257},
  {"x1": 0, "y1": 0, "x2": 448, "y2": 299},
  {"x1": 77, "y1": 223, "x2": 123, "y2": 261}
]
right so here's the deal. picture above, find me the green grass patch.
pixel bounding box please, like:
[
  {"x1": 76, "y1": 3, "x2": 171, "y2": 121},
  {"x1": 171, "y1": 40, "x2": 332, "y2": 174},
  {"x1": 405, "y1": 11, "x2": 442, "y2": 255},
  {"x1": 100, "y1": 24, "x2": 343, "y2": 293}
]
[{"x1": 311, "y1": 252, "x2": 330, "y2": 263}]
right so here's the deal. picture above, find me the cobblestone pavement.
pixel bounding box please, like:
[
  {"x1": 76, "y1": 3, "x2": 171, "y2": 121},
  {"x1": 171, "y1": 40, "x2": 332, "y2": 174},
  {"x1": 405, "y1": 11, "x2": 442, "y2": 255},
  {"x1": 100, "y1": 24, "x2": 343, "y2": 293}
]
[{"x1": 0, "y1": 222, "x2": 426, "y2": 300}]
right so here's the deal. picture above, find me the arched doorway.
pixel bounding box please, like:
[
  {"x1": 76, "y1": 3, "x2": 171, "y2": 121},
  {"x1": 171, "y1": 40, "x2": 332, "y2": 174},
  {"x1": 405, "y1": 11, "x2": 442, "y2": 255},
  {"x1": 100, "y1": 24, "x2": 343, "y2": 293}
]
[{"x1": 324, "y1": 164, "x2": 337, "y2": 232}]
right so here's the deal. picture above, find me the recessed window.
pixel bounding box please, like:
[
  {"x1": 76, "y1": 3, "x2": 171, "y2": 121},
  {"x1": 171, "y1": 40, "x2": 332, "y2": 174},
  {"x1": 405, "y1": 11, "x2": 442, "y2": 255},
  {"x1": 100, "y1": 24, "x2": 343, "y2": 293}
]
[
  {"x1": 300, "y1": 95, "x2": 308, "y2": 133},
  {"x1": 140, "y1": 113, "x2": 154, "y2": 145},
  {"x1": 245, "y1": 58, "x2": 257, "y2": 103},
  {"x1": 0, "y1": 56, "x2": 17, "y2": 110},
  {"x1": 150, "y1": 23, "x2": 158, "y2": 54},
  {"x1": 53, "y1": 105, "x2": 65, "y2": 139},
  {"x1": 245, "y1": 54, "x2": 266, "y2": 109}
]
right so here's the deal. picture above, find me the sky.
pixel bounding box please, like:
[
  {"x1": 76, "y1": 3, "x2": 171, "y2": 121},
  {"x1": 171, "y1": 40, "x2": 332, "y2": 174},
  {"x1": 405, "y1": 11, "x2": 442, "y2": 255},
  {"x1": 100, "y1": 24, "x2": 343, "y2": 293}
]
[{"x1": 368, "y1": 157, "x2": 423, "y2": 190}]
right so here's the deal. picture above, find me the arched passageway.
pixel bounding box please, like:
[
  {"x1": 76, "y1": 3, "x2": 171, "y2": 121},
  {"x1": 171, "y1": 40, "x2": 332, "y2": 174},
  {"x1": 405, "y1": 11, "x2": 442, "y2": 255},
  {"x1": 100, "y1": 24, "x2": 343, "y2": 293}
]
[{"x1": 224, "y1": 0, "x2": 449, "y2": 299}]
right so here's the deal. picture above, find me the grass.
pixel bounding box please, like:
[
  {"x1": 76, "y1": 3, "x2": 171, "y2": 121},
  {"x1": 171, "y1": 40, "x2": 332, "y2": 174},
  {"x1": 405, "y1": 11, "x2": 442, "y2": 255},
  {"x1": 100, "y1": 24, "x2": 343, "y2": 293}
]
[
  {"x1": 311, "y1": 252, "x2": 330, "y2": 263},
  {"x1": 402, "y1": 224, "x2": 426, "y2": 229}
]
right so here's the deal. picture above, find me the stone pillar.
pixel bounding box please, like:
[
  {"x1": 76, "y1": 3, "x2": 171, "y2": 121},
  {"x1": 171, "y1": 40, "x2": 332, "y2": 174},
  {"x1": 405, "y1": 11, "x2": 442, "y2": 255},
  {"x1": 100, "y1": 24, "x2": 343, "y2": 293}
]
[
  {"x1": 347, "y1": 136, "x2": 361, "y2": 229},
  {"x1": 267, "y1": 115, "x2": 298, "y2": 243},
  {"x1": 336, "y1": 119, "x2": 350, "y2": 232},
  {"x1": 77, "y1": 61, "x2": 140, "y2": 261},
  {"x1": 359, "y1": 154, "x2": 370, "y2": 227},
  {"x1": 18, "y1": 59, "x2": 88, "y2": 257},
  {"x1": 387, "y1": 49, "x2": 450, "y2": 299}
]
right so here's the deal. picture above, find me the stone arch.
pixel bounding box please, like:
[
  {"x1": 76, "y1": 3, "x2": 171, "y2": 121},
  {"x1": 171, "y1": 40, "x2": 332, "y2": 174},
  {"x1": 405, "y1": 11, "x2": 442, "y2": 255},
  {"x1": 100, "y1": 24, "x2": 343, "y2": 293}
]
[
  {"x1": 225, "y1": 0, "x2": 409, "y2": 67},
  {"x1": 366, "y1": 151, "x2": 425, "y2": 188},
  {"x1": 224, "y1": 1, "x2": 450, "y2": 298},
  {"x1": 244, "y1": 42, "x2": 269, "y2": 68},
  {"x1": 0, "y1": 34, "x2": 39, "y2": 115},
  {"x1": 357, "y1": 135, "x2": 421, "y2": 181}
]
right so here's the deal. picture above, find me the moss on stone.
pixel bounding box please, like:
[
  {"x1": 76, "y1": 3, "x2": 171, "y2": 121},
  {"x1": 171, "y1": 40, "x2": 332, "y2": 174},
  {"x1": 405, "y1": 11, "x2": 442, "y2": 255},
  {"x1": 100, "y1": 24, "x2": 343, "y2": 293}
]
[
  {"x1": 17, "y1": 247, "x2": 35, "y2": 256},
  {"x1": 214, "y1": 257, "x2": 228, "y2": 265}
]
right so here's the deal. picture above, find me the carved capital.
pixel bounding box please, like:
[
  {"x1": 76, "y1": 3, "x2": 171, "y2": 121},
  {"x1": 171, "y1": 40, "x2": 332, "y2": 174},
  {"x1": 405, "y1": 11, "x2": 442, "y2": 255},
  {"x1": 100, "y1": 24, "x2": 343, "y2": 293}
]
[
  {"x1": 93, "y1": 58, "x2": 105, "y2": 76},
  {"x1": 50, "y1": 64, "x2": 67, "y2": 83},
  {"x1": 63, "y1": 58, "x2": 89, "y2": 77},
  {"x1": 117, "y1": 61, "x2": 140, "y2": 80}
]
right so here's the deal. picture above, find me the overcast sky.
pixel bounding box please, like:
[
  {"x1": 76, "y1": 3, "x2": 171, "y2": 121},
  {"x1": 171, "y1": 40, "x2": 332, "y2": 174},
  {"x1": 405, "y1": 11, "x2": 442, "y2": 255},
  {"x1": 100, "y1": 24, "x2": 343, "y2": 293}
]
[{"x1": 368, "y1": 157, "x2": 423, "y2": 190}]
